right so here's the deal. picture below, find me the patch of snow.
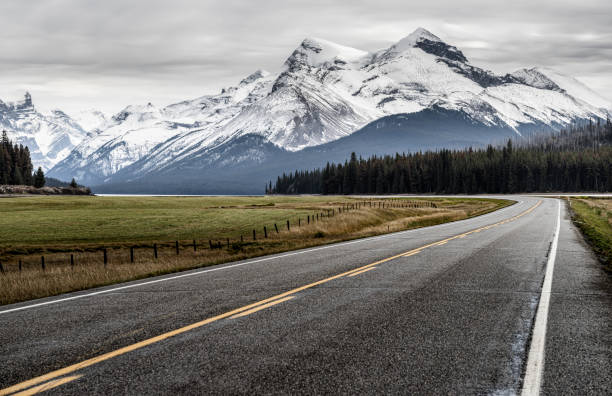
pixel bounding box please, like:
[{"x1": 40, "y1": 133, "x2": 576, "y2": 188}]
[
  {"x1": 536, "y1": 67, "x2": 611, "y2": 110},
  {"x1": 391, "y1": 27, "x2": 442, "y2": 52}
]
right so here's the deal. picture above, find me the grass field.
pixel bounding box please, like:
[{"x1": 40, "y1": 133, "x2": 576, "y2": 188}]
[
  {"x1": 0, "y1": 195, "x2": 512, "y2": 305},
  {"x1": 569, "y1": 197, "x2": 612, "y2": 273}
]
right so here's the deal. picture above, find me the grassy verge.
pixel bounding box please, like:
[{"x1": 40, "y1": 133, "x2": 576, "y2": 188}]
[
  {"x1": 569, "y1": 197, "x2": 612, "y2": 273},
  {"x1": 0, "y1": 196, "x2": 512, "y2": 305}
]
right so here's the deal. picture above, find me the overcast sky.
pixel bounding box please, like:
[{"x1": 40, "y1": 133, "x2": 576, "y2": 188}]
[{"x1": 0, "y1": 0, "x2": 610, "y2": 115}]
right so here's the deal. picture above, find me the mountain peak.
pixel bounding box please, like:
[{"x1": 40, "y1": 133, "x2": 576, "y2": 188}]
[
  {"x1": 240, "y1": 69, "x2": 271, "y2": 85},
  {"x1": 393, "y1": 28, "x2": 442, "y2": 51},
  {"x1": 285, "y1": 37, "x2": 368, "y2": 69},
  {"x1": 385, "y1": 28, "x2": 468, "y2": 64},
  {"x1": 509, "y1": 68, "x2": 563, "y2": 92},
  {"x1": 11, "y1": 91, "x2": 35, "y2": 111},
  {"x1": 24, "y1": 92, "x2": 33, "y2": 107}
]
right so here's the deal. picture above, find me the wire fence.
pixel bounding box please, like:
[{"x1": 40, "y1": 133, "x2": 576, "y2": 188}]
[{"x1": 0, "y1": 199, "x2": 436, "y2": 274}]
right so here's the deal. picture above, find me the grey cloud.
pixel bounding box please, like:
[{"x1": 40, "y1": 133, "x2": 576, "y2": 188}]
[{"x1": 0, "y1": 0, "x2": 610, "y2": 114}]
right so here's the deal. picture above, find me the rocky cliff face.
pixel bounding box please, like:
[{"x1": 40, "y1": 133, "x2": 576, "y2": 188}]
[{"x1": 0, "y1": 93, "x2": 89, "y2": 170}]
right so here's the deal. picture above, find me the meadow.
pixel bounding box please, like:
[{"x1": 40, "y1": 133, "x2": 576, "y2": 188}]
[{"x1": 0, "y1": 195, "x2": 512, "y2": 304}]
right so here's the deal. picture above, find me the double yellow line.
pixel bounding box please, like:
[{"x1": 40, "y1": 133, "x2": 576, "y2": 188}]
[{"x1": 0, "y1": 200, "x2": 542, "y2": 396}]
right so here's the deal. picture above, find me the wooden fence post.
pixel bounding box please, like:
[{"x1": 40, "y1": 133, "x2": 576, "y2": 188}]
[
  {"x1": 308, "y1": 215, "x2": 310, "y2": 224},
  {"x1": 175, "y1": 241, "x2": 180, "y2": 255},
  {"x1": 41, "y1": 256, "x2": 45, "y2": 271},
  {"x1": 193, "y1": 240, "x2": 197, "y2": 252},
  {"x1": 0, "y1": 261, "x2": 3, "y2": 274},
  {"x1": 130, "y1": 247, "x2": 134, "y2": 263},
  {"x1": 274, "y1": 223, "x2": 279, "y2": 233},
  {"x1": 298, "y1": 218, "x2": 301, "y2": 227},
  {"x1": 71, "y1": 254, "x2": 75, "y2": 268},
  {"x1": 19, "y1": 259, "x2": 22, "y2": 272},
  {"x1": 240, "y1": 235, "x2": 243, "y2": 243},
  {"x1": 253, "y1": 229, "x2": 256, "y2": 240},
  {"x1": 287, "y1": 220, "x2": 290, "y2": 231},
  {"x1": 154, "y1": 244, "x2": 158, "y2": 259},
  {"x1": 227, "y1": 238, "x2": 230, "y2": 248},
  {"x1": 209, "y1": 240, "x2": 213, "y2": 249},
  {"x1": 104, "y1": 248, "x2": 108, "y2": 266}
]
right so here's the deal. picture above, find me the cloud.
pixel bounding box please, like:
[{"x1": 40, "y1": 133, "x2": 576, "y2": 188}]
[{"x1": 0, "y1": 0, "x2": 610, "y2": 114}]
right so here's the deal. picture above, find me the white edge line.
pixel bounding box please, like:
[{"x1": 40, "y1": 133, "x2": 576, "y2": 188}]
[
  {"x1": 0, "y1": 199, "x2": 525, "y2": 315},
  {"x1": 521, "y1": 199, "x2": 561, "y2": 396}
]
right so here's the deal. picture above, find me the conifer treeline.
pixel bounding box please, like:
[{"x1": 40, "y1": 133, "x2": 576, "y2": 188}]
[
  {"x1": 0, "y1": 130, "x2": 45, "y2": 187},
  {"x1": 269, "y1": 119, "x2": 612, "y2": 194}
]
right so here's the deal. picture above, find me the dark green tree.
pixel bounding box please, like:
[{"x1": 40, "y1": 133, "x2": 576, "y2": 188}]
[
  {"x1": 33, "y1": 167, "x2": 45, "y2": 188},
  {"x1": 270, "y1": 121, "x2": 612, "y2": 195}
]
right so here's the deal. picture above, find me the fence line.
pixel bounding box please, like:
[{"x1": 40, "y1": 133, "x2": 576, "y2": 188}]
[{"x1": 0, "y1": 199, "x2": 436, "y2": 274}]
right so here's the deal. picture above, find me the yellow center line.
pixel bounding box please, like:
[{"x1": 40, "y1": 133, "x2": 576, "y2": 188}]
[
  {"x1": 11, "y1": 375, "x2": 82, "y2": 396},
  {"x1": 230, "y1": 296, "x2": 295, "y2": 319},
  {"x1": 0, "y1": 200, "x2": 542, "y2": 396},
  {"x1": 348, "y1": 267, "x2": 377, "y2": 277}
]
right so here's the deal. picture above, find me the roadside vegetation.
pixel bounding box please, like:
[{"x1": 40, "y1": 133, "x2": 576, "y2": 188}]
[
  {"x1": 569, "y1": 197, "x2": 612, "y2": 273},
  {"x1": 0, "y1": 195, "x2": 511, "y2": 305}
]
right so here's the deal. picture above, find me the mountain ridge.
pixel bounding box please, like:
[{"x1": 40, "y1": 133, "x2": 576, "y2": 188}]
[
  {"x1": 6, "y1": 27, "x2": 607, "y2": 191},
  {"x1": 0, "y1": 93, "x2": 90, "y2": 170}
]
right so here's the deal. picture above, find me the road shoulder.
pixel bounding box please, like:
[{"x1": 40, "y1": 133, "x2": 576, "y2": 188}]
[{"x1": 542, "y1": 201, "x2": 612, "y2": 394}]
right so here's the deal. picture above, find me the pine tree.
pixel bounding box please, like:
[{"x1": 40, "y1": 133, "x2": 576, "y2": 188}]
[
  {"x1": 269, "y1": 121, "x2": 612, "y2": 195},
  {"x1": 33, "y1": 167, "x2": 45, "y2": 188},
  {"x1": 1, "y1": 130, "x2": 9, "y2": 145},
  {"x1": 70, "y1": 178, "x2": 78, "y2": 188}
]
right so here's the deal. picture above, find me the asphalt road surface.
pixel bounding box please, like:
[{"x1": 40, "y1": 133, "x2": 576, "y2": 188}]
[{"x1": 1, "y1": 196, "x2": 610, "y2": 395}]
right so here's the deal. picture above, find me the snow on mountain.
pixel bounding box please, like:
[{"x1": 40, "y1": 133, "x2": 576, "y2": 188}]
[
  {"x1": 49, "y1": 71, "x2": 276, "y2": 183},
  {"x1": 288, "y1": 37, "x2": 369, "y2": 67},
  {"x1": 391, "y1": 27, "x2": 444, "y2": 51},
  {"x1": 0, "y1": 93, "x2": 88, "y2": 169},
  {"x1": 48, "y1": 28, "x2": 611, "y2": 186},
  {"x1": 69, "y1": 109, "x2": 108, "y2": 132},
  {"x1": 532, "y1": 67, "x2": 611, "y2": 110},
  {"x1": 509, "y1": 68, "x2": 563, "y2": 92},
  {"x1": 49, "y1": 103, "x2": 188, "y2": 183}
]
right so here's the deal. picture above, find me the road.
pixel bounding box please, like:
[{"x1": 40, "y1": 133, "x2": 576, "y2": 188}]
[{"x1": 0, "y1": 197, "x2": 610, "y2": 395}]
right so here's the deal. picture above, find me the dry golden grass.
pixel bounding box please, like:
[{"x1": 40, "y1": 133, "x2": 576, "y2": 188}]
[
  {"x1": 574, "y1": 198, "x2": 612, "y2": 225},
  {"x1": 0, "y1": 197, "x2": 510, "y2": 305},
  {"x1": 569, "y1": 197, "x2": 612, "y2": 272}
]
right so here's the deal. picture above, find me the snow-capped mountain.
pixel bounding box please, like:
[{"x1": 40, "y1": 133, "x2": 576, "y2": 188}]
[
  {"x1": 69, "y1": 109, "x2": 108, "y2": 132},
  {"x1": 48, "y1": 28, "x2": 611, "y2": 190},
  {"x1": 0, "y1": 93, "x2": 90, "y2": 170}
]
